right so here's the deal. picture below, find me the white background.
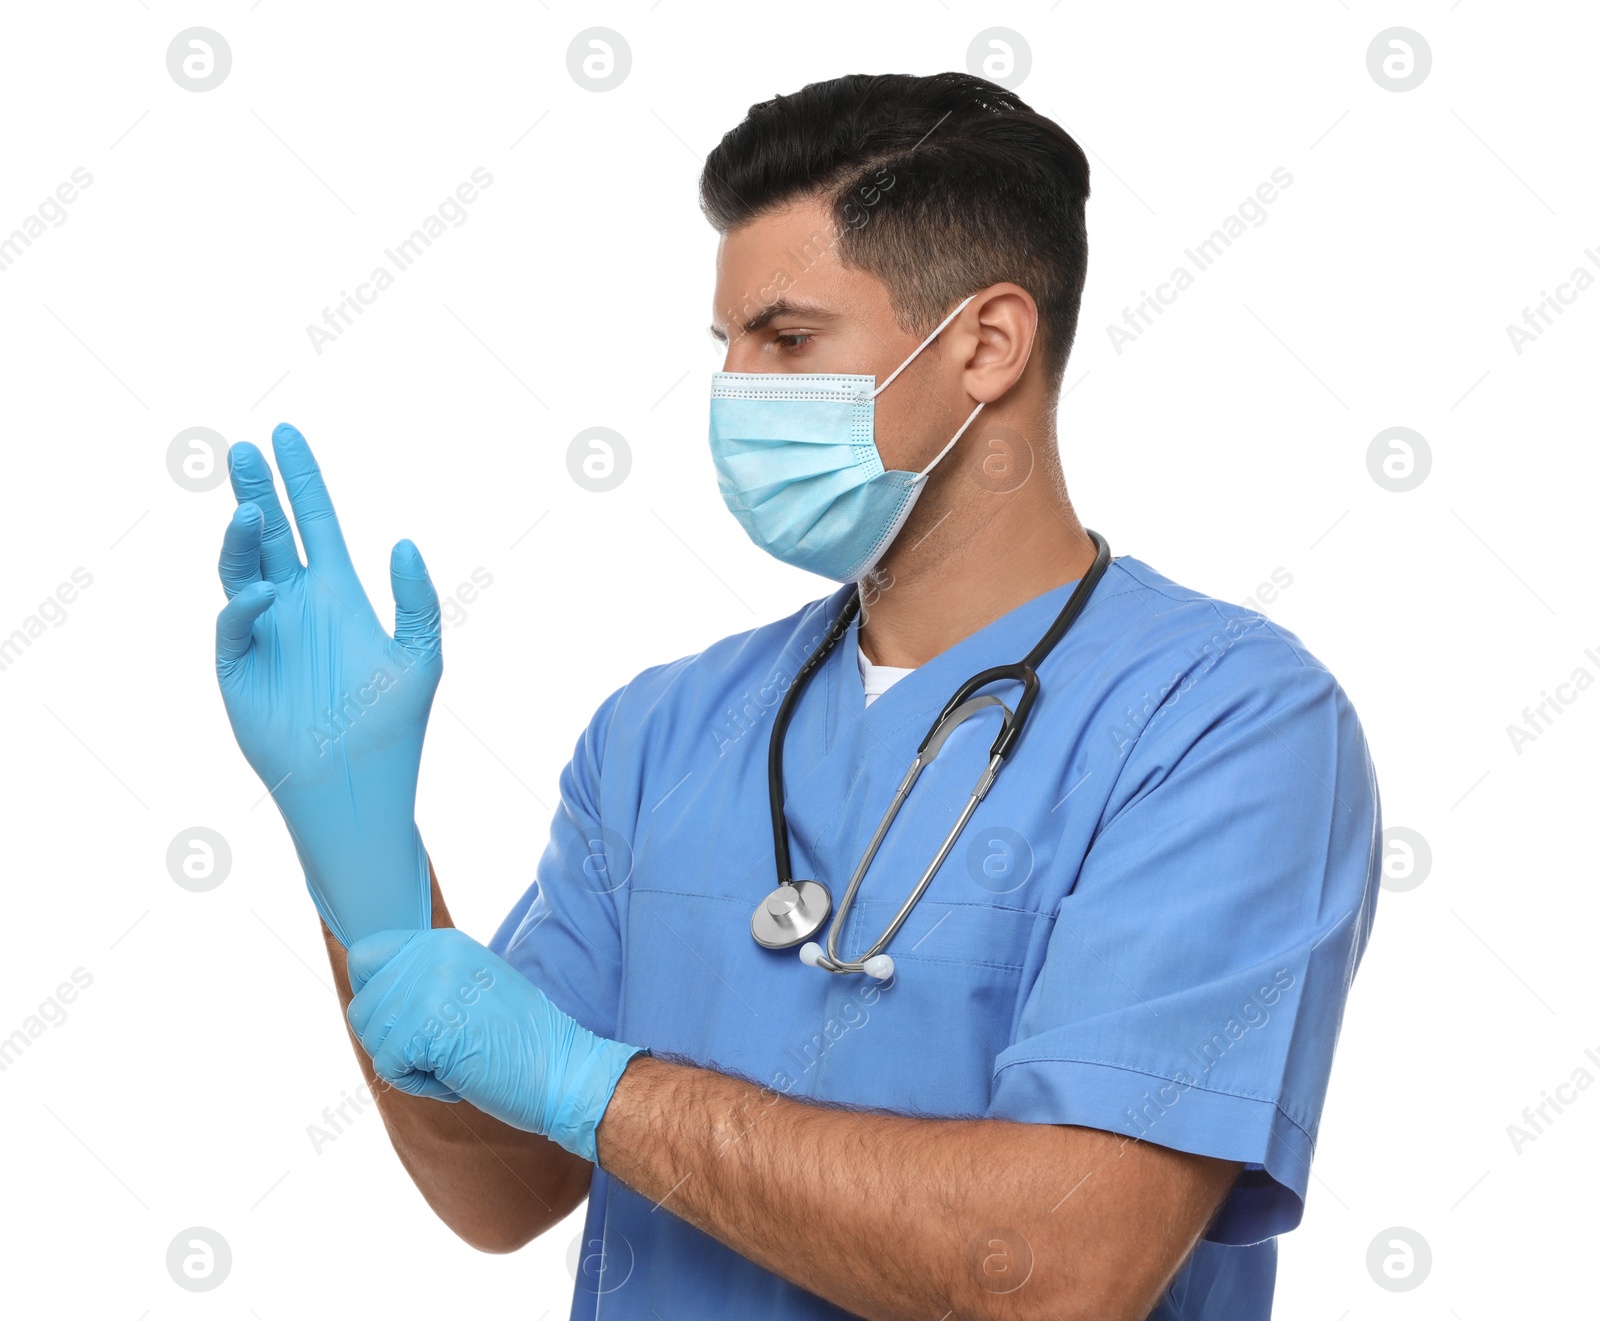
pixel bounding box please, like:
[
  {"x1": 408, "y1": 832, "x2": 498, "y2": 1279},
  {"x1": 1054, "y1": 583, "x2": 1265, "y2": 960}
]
[{"x1": 0, "y1": 2, "x2": 1593, "y2": 1316}]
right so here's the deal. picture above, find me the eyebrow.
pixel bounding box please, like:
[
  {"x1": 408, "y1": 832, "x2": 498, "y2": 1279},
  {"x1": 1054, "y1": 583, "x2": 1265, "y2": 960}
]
[{"x1": 709, "y1": 298, "x2": 837, "y2": 343}]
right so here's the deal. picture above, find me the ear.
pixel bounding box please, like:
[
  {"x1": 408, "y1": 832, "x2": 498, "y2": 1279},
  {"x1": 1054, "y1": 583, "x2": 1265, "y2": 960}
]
[{"x1": 960, "y1": 284, "x2": 1041, "y2": 404}]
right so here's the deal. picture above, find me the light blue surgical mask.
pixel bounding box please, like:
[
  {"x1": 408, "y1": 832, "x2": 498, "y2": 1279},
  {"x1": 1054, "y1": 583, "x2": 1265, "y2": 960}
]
[{"x1": 709, "y1": 294, "x2": 983, "y2": 582}]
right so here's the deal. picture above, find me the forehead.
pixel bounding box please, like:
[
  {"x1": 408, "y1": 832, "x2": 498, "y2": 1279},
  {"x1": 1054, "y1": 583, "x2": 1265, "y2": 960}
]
[{"x1": 711, "y1": 195, "x2": 884, "y2": 334}]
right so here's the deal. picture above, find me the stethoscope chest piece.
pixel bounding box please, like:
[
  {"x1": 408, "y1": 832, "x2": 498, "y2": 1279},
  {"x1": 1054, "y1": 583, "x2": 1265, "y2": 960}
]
[{"x1": 750, "y1": 880, "x2": 832, "y2": 949}]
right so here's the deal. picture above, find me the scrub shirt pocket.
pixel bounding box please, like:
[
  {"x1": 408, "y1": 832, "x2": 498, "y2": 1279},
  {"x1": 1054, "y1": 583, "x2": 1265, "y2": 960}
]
[
  {"x1": 617, "y1": 880, "x2": 1050, "y2": 1120},
  {"x1": 774, "y1": 892, "x2": 1049, "y2": 1117}
]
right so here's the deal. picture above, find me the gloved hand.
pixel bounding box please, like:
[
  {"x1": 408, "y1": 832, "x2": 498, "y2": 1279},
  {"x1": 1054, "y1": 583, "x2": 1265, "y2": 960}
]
[
  {"x1": 214, "y1": 422, "x2": 440, "y2": 946},
  {"x1": 346, "y1": 928, "x2": 647, "y2": 1162}
]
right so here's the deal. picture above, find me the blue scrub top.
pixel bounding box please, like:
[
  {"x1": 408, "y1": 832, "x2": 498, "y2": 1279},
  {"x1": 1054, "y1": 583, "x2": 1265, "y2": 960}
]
[{"x1": 490, "y1": 555, "x2": 1381, "y2": 1320}]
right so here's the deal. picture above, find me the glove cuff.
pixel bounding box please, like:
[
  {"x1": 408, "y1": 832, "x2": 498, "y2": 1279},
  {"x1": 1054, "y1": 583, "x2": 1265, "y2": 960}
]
[
  {"x1": 303, "y1": 825, "x2": 432, "y2": 947},
  {"x1": 549, "y1": 1036, "x2": 649, "y2": 1163}
]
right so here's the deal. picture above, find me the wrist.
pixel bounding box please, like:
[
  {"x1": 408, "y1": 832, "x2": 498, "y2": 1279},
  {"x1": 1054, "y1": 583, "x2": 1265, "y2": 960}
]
[
  {"x1": 547, "y1": 1027, "x2": 649, "y2": 1164},
  {"x1": 300, "y1": 824, "x2": 432, "y2": 946},
  {"x1": 593, "y1": 1048, "x2": 659, "y2": 1171}
]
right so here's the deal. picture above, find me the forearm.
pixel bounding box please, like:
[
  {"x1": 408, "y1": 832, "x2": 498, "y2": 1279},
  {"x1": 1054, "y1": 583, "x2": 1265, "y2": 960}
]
[
  {"x1": 322, "y1": 867, "x2": 591, "y2": 1253},
  {"x1": 596, "y1": 1055, "x2": 1236, "y2": 1321}
]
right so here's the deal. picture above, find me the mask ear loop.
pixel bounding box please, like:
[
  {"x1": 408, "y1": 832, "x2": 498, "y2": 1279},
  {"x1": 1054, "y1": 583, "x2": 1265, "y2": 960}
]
[
  {"x1": 865, "y1": 293, "x2": 986, "y2": 479},
  {"x1": 870, "y1": 293, "x2": 978, "y2": 398},
  {"x1": 870, "y1": 292, "x2": 979, "y2": 479},
  {"x1": 916, "y1": 400, "x2": 985, "y2": 478},
  {"x1": 913, "y1": 293, "x2": 1043, "y2": 478}
]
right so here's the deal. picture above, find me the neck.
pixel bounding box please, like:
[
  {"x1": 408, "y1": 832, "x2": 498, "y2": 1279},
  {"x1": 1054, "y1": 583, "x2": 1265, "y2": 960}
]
[{"x1": 857, "y1": 446, "x2": 1096, "y2": 669}]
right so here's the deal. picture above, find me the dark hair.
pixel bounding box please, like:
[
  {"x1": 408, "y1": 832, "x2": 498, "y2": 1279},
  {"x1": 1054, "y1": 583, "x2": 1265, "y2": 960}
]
[{"x1": 700, "y1": 72, "x2": 1091, "y2": 386}]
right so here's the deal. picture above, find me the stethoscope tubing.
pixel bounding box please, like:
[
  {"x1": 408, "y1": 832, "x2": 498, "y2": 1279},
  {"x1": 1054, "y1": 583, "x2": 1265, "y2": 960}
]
[{"x1": 763, "y1": 530, "x2": 1112, "y2": 975}]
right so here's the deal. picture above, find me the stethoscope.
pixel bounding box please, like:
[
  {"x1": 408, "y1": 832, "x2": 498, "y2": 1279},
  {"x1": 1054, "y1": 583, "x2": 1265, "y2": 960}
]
[{"x1": 751, "y1": 530, "x2": 1112, "y2": 979}]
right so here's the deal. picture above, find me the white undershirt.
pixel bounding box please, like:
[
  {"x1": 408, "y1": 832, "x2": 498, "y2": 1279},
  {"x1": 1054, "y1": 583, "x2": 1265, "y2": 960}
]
[{"x1": 858, "y1": 645, "x2": 917, "y2": 707}]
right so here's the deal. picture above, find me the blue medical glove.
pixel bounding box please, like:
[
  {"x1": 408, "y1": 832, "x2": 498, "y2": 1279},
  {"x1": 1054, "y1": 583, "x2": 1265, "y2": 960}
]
[
  {"x1": 214, "y1": 422, "x2": 440, "y2": 946},
  {"x1": 346, "y1": 928, "x2": 647, "y2": 1162}
]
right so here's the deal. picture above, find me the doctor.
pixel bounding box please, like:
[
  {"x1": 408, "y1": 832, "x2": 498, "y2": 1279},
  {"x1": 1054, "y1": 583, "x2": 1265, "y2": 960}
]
[{"x1": 213, "y1": 73, "x2": 1380, "y2": 1320}]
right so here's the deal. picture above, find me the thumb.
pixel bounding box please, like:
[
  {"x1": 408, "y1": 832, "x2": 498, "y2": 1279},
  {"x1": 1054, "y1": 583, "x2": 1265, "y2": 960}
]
[
  {"x1": 390, "y1": 539, "x2": 441, "y2": 658},
  {"x1": 215, "y1": 580, "x2": 276, "y2": 670},
  {"x1": 346, "y1": 928, "x2": 422, "y2": 994}
]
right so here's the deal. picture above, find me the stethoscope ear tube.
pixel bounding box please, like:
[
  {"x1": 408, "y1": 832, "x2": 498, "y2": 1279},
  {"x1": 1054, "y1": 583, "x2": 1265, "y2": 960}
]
[{"x1": 993, "y1": 670, "x2": 1039, "y2": 761}]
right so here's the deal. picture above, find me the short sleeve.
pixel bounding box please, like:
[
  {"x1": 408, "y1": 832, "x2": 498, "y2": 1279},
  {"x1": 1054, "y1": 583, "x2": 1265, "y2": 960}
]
[
  {"x1": 988, "y1": 636, "x2": 1381, "y2": 1245},
  {"x1": 487, "y1": 685, "x2": 630, "y2": 1042}
]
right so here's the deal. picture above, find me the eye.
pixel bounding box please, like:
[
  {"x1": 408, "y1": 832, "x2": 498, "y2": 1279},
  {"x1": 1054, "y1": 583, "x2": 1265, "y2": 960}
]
[{"x1": 773, "y1": 331, "x2": 814, "y2": 352}]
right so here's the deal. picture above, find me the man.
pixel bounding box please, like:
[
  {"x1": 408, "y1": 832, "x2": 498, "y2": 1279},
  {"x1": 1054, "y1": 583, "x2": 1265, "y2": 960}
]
[{"x1": 214, "y1": 72, "x2": 1380, "y2": 1320}]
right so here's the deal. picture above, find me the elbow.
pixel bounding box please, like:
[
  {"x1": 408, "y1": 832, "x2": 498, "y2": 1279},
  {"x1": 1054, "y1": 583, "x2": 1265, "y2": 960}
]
[
  {"x1": 953, "y1": 1271, "x2": 1148, "y2": 1321},
  {"x1": 427, "y1": 1157, "x2": 589, "y2": 1256},
  {"x1": 435, "y1": 1193, "x2": 573, "y2": 1256},
  {"x1": 452, "y1": 1218, "x2": 543, "y2": 1256}
]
